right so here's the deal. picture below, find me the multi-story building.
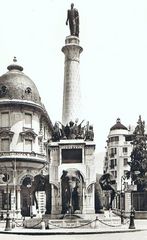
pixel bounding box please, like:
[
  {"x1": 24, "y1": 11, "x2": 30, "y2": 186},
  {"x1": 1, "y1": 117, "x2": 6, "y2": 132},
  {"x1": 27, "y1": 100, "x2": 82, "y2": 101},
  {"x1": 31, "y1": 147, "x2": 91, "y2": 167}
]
[
  {"x1": 0, "y1": 58, "x2": 53, "y2": 218},
  {"x1": 104, "y1": 118, "x2": 133, "y2": 191}
]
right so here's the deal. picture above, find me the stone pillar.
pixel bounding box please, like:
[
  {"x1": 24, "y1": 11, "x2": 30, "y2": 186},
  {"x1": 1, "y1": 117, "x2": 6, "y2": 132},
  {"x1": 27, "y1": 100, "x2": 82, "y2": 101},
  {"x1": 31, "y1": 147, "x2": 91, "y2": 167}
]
[
  {"x1": 51, "y1": 184, "x2": 56, "y2": 214},
  {"x1": 125, "y1": 191, "x2": 132, "y2": 213},
  {"x1": 62, "y1": 36, "x2": 83, "y2": 125},
  {"x1": 82, "y1": 187, "x2": 87, "y2": 214},
  {"x1": 11, "y1": 189, "x2": 16, "y2": 218},
  {"x1": 0, "y1": 191, "x2": 2, "y2": 210},
  {"x1": 16, "y1": 186, "x2": 21, "y2": 219},
  {"x1": 36, "y1": 191, "x2": 46, "y2": 214}
]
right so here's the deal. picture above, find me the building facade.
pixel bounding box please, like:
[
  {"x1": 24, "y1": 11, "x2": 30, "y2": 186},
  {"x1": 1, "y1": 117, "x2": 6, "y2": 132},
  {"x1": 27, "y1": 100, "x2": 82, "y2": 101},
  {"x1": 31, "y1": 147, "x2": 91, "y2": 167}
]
[
  {"x1": 0, "y1": 59, "x2": 53, "y2": 218},
  {"x1": 104, "y1": 118, "x2": 132, "y2": 192}
]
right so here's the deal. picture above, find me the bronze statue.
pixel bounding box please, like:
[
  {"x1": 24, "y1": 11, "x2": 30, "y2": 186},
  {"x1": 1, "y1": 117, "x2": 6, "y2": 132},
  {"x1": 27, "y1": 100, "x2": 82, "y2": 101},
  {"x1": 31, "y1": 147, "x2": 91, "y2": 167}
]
[
  {"x1": 52, "y1": 122, "x2": 62, "y2": 141},
  {"x1": 85, "y1": 122, "x2": 94, "y2": 141},
  {"x1": 52, "y1": 120, "x2": 94, "y2": 142},
  {"x1": 61, "y1": 170, "x2": 82, "y2": 214},
  {"x1": 66, "y1": 3, "x2": 79, "y2": 37},
  {"x1": 99, "y1": 173, "x2": 116, "y2": 209}
]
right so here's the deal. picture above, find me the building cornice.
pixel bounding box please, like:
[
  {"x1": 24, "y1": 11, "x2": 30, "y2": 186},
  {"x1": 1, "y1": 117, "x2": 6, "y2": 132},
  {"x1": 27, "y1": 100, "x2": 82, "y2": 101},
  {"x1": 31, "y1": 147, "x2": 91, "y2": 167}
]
[{"x1": 0, "y1": 99, "x2": 53, "y2": 130}]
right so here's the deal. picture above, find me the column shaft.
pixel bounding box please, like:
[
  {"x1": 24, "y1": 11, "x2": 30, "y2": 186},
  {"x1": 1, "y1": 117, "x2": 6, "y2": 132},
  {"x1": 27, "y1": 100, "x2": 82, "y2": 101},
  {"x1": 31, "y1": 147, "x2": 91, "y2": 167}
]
[{"x1": 62, "y1": 36, "x2": 83, "y2": 125}]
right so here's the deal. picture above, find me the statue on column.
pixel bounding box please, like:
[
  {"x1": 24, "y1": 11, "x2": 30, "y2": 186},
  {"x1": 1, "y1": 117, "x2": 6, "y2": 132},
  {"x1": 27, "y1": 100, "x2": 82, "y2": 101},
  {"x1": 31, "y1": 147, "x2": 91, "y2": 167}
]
[{"x1": 66, "y1": 3, "x2": 79, "y2": 37}]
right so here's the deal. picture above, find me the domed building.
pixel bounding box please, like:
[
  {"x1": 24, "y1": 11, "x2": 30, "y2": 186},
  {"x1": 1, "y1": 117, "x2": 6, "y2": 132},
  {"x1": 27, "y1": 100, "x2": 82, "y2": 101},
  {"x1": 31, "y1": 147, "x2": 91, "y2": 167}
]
[
  {"x1": 104, "y1": 118, "x2": 133, "y2": 209},
  {"x1": 0, "y1": 58, "x2": 53, "y2": 218}
]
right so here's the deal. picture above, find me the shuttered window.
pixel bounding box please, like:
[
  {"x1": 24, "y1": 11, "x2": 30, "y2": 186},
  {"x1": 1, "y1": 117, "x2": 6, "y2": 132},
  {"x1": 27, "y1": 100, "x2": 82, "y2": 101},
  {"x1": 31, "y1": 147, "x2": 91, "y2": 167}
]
[
  {"x1": 1, "y1": 138, "x2": 10, "y2": 151},
  {"x1": 1, "y1": 112, "x2": 9, "y2": 127},
  {"x1": 25, "y1": 139, "x2": 32, "y2": 152},
  {"x1": 25, "y1": 113, "x2": 32, "y2": 128}
]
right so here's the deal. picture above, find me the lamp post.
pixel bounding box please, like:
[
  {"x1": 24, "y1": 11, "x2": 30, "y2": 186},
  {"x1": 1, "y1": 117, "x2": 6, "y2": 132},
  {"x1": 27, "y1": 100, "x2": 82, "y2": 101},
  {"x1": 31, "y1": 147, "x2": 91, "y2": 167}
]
[
  {"x1": 120, "y1": 176, "x2": 124, "y2": 224},
  {"x1": 5, "y1": 170, "x2": 11, "y2": 231},
  {"x1": 120, "y1": 175, "x2": 126, "y2": 224},
  {"x1": 12, "y1": 159, "x2": 16, "y2": 222}
]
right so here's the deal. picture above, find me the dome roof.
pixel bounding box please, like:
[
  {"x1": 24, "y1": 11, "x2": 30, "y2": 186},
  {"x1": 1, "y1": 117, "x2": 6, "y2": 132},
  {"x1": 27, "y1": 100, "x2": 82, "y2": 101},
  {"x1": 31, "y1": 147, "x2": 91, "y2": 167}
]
[
  {"x1": 110, "y1": 118, "x2": 128, "y2": 131},
  {"x1": 0, "y1": 57, "x2": 41, "y2": 105}
]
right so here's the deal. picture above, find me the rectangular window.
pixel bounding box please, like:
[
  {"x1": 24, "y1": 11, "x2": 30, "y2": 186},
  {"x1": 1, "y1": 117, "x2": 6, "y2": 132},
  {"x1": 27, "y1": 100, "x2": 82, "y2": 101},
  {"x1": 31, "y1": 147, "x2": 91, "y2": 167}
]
[
  {"x1": 25, "y1": 139, "x2": 32, "y2": 152},
  {"x1": 1, "y1": 112, "x2": 9, "y2": 127},
  {"x1": 123, "y1": 147, "x2": 128, "y2": 154},
  {"x1": 110, "y1": 159, "x2": 114, "y2": 169},
  {"x1": 44, "y1": 126, "x2": 47, "y2": 140},
  {"x1": 124, "y1": 158, "x2": 128, "y2": 166},
  {"x1": 1, "y1": 138, "x2": 10, "y2": 151},
  {"x1": 109, "y1": 136, "x2": 119, "y2": 143},
  {"x1": 110, "y1": 159, "x2": 117, "y2": 168},
  {"x1": 114, "y1": 171, "x2": 117, "y2": 178},
  {"x1": 125, "y1": 135, "x2": 133, "y2": 142},
  {"x1": 110, "y1": 148, "x2": 117, "y2": 157},
  {"x1": 2, "y1": 192, "x2": 11, "y2": 210},
  {"x1": 115, "y1": 136, "x2": 119, "y2": 142},
  {"x1": 25, "y1": 113, "x2": 32, "y2": 128}
]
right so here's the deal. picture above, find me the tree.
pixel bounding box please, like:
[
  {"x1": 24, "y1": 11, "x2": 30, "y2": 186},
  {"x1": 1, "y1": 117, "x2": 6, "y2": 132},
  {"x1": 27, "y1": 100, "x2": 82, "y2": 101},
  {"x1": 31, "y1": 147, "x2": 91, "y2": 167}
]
[{"x1": 129, "y1": 115, "x2": 147, "y2": 191}]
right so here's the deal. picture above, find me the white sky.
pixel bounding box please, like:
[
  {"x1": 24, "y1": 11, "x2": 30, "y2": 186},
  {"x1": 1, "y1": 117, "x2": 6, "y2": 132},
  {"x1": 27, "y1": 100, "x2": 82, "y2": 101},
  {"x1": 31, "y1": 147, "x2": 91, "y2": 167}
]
[{"x1": 0, "y1": 0, "x2": 147, "y2": 153}]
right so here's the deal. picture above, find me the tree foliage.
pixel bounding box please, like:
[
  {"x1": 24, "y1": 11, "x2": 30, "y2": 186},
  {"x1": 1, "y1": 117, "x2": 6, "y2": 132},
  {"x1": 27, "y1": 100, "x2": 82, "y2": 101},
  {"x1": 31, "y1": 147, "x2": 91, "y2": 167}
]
[{"x1": 129, "y1": 115, "x2": 147, "y2": 191}]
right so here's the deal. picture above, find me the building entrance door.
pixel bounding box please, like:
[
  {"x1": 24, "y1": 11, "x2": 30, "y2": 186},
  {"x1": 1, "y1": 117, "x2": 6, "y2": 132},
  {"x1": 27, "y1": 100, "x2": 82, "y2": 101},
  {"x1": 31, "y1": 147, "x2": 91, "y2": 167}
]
[{"x1": 20, "y1": 176, "x2": 32, "y2": 217}]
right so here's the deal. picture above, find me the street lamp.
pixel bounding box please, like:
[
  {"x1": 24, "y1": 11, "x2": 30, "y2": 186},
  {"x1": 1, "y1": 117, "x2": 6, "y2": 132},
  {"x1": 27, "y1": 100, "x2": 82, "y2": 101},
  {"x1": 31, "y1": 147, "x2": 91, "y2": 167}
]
[
  {"x1": 4, "y1": 170, "x2": 11, "y2": 231},
  {"x1": 120, "y1": 174, "x2": 127, "y2": 224},
  {"x1": 120, "y1": 176, "x2": 124, "y2": 224}
]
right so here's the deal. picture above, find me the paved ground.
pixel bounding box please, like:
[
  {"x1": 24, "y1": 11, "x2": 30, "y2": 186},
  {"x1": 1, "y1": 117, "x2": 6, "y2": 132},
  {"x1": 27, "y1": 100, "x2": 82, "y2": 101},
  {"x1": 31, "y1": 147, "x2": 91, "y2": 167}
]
[
  {"x1": 0, "y1": 213, "x2": 147, "y2": 237},
  {"x1": 0, "y1": 218, "x2": 147, "y2": 233},
  {"x1": 0, "y1": 231, "x2": 147, "y2": 240}
]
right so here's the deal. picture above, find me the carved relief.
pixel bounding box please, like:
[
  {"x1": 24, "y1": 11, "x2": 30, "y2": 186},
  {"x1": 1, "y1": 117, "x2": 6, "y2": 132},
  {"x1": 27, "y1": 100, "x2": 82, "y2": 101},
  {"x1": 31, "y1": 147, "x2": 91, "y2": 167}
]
[{"x1": 0, "y1": 128, "x2": 14, "y2": 140}]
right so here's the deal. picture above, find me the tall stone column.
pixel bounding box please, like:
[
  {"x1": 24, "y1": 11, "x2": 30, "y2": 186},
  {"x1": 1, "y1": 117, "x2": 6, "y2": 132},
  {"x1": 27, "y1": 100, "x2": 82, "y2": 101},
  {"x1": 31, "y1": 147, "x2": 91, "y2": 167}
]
[{"x1": 62, "y1": 36, "x2": 83, "y2": 125}]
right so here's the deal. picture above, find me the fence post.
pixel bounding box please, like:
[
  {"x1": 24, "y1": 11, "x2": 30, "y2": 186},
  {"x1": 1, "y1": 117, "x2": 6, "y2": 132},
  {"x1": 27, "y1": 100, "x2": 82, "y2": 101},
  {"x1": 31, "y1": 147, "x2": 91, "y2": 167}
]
[
  {"x1": 95, "y1": 216, "x2": 99, "y2": 228},
  {"x1": 129, "y1": 207, "x2": 135, "y2": 229},
  {"x1": 12, "y1": 218, "x2": 15, "y2": 229},
  {"x1": 120, "y1": 209, "x2": 124, "y2": 224},
  {"x1": 41, "y1": 219, "x2": 46, "y2": 230}
]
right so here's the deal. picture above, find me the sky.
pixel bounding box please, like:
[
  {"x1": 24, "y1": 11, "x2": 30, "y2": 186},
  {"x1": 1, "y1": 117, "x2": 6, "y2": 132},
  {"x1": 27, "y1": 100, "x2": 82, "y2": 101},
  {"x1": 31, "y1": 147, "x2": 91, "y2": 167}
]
[{"x1": 0, "y1": 0, "x2": 147, "y2": 153}]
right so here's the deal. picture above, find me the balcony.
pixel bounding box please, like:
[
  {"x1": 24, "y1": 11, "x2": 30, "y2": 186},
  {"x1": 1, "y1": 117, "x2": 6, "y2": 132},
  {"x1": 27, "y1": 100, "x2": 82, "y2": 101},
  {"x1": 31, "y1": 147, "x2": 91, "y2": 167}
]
[
  {"x1": 122, "y1": 152, "x2": 128, "y2": 156},
  {"x1": 109, "y1": 153, "x2": 116, "y2": 158},
  {"x1": 0, "y1": 151, "x2": 47, "y2": 169}
]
